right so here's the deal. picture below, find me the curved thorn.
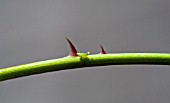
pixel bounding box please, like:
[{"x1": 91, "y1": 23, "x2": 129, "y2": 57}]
[
  {"x1": 100, "y1": 44, "x2": 106, "y2": 54},
  {"x1": 66, "y1": 37, "x2": 78, "y2": 56}
]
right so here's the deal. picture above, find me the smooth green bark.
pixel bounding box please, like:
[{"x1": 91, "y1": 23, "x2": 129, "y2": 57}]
[{"x1": 0, "y1": 53, "x2": 170, "y2": 82}]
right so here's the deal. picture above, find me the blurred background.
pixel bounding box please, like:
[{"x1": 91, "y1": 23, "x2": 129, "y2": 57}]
[{"x1": 0, "y1": 0, "x2": 170, "y2": 103}]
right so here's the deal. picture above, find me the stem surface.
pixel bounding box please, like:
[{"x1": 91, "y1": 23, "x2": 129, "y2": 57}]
[{"x1": 0, "y1": 53, "x2": 170, "y2": 82}]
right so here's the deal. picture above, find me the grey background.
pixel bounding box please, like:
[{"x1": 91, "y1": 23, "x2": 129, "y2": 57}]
[{"x1": 0, "y1": 0, "x2": 170, "y2": 103}]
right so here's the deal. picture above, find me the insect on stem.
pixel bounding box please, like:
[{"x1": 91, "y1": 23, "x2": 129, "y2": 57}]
[{"x1": 66, "y1": 37, "x2": 78, "y2": 56}]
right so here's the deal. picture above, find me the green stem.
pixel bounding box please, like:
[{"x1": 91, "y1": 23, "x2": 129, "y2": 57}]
[{"x1": 0, "y1": 53, "x2": 170, "y2": 82}]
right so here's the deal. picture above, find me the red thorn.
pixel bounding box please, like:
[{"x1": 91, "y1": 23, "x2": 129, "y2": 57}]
[
  {"x1": 100, "y1": 44, "x2": 106, "y2": 54},
  {"x1": 66, "y1": 37, "x2": 78, "y2": 56}
]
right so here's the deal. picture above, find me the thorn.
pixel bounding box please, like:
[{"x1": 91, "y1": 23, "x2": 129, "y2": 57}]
[
  {"x1": 100, "y1": 44, "x2": 106, "y2": 54},
  {"x1": 66, "y1": 37, "x2": 78, "y2": 56}
]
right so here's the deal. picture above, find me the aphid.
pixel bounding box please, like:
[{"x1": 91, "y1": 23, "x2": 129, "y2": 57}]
[
  {"x1": 66, "y1": 37, "x2": 78, "y2": 56},
  {"x1": 100, "y1": 44, "x2": 106, "y2": 54}
]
